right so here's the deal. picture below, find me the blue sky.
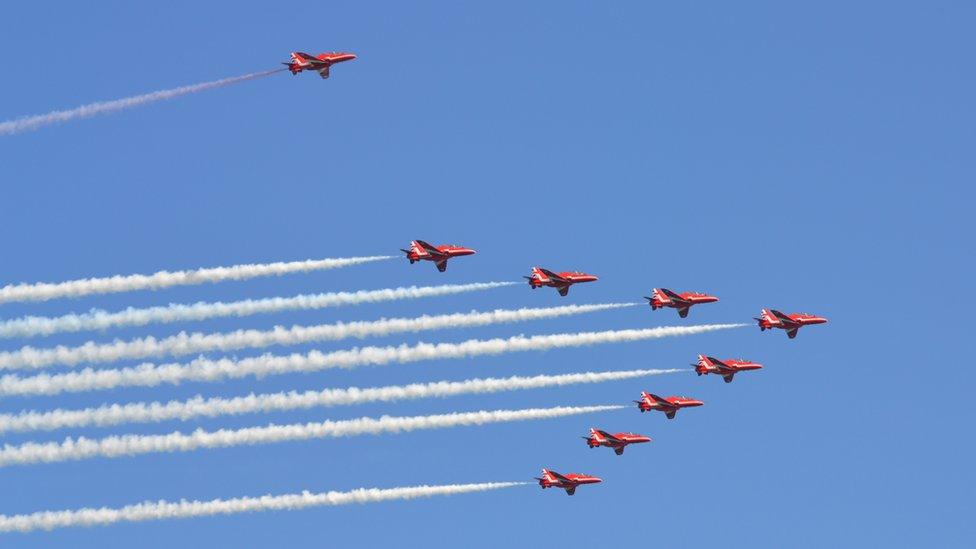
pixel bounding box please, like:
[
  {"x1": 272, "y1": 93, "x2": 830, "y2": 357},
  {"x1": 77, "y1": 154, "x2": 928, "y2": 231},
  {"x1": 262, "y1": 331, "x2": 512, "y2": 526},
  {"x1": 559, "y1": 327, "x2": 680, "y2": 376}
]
[{"x1": 1, "y1": 1, "x2": 973, "y2": 546}]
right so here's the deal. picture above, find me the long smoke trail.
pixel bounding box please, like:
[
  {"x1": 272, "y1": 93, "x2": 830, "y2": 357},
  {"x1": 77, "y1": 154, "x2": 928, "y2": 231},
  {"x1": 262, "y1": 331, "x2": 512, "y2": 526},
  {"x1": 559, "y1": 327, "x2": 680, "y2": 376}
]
[
  {"x1": 0, "y1": 324, "x2": 744, "y2": 398},
  {"x1": 0, "y1": 282, "x2": 517, "y2": 339},
  {"x1": 0, "y1": 303, "x2": 635, "y2": 370},
  {"x1": 0, "y1": 369, "x2": 679, "y2": 434},
  {"x1": 0, "y1": 405, "x2": 624, "y2": 468},
  {"x1": 0, "y1": 69, "x2": 284, "y2": 137},
  {"x1": 0, "y1": 481, "x2": 526, "y2": 533},
  {"x1": 0, "y1": 255, "x2": 394, "y2": 305}
]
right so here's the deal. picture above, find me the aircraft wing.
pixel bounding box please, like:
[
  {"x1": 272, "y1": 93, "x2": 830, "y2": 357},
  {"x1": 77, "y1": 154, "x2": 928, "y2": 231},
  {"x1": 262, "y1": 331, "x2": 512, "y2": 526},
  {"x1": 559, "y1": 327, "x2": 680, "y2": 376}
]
[
  {"x1": 599, "y1": 431, "x2": 623, "y2": 444},
  {"x1": 660, "y1": 288, "x2": 691, "y2": 304},
  {"x1": 771, "y1": 309, "x2": 800, "y2": 326},
  {"x1": 415, "y1": 240, "x2": 447, "y2": 257},
  {"x1": 548, "y1": 471, "x2": 573, "y2": 483},
  {"x1": 650, "y1": 394, "x2": 674, "y2": 407},
  {"x1": 705, "y1": 357, "x2": 734, "y2": 372},
  {"x1": 538, "y1": 268, "x2": 568, "y2": 283}
]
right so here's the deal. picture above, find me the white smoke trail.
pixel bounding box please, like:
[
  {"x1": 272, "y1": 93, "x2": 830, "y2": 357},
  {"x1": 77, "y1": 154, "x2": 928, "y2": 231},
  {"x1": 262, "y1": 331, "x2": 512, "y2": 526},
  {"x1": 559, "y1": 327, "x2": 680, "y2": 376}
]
[
  {"x1": 0, "y1": 405, "x2": 623, "y2": 467},
  {"x1": 0, "y1": 255, "x2": 394, "y2": 305},
  {"x1": 0, "y1": 369, "x2": 678, "y2": 434},
  {"x1": 0, "y1": 303, "x2": 634, "y2": 370},
  {"x1": 0, "y1": 282, "x2": 517, "y2": 339},
  {"x1": 0, "y1": 481, "x2": 526, "y2": 533},
  {"x1": 0, "y1": 69, "x2": 284, "y2": 137},
  {"x1": 0, "y1": 324, "x2": 744, "y2": 398}
]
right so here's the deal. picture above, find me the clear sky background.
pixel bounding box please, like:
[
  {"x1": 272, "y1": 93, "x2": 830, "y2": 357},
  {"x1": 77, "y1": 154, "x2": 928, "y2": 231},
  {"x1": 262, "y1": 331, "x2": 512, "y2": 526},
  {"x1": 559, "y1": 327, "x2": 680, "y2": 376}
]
[{"x1": 1, "y1": 1, "x2": 973, "y2": 547}]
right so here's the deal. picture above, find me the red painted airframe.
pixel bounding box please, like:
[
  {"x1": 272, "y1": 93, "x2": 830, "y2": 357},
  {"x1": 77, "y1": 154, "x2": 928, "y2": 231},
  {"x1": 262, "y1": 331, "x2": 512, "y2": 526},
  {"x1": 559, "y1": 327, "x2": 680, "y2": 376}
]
[
  {"x1": 695, "y1": 354, "x2": 763, "y2": 383},
  {"x1": 535, "y1": 468, "x2": 602, "y2": 496},
  {"x1": 401, "y1": 240, "x2": 476, "y2": 272},
  {"x1": 644, "y1": 288, "x2": 719, "y2": 318},
  {"x1": 755, "y1": 308, "x2": 828, "y2": 339},
  {"x1": 283, "y1": 51, "x2": 357, "y2": 79},
  {"x1": 584, "y1": 428, "x2": 651, "y2": 455},
  {"x1": 635, "y1": 391, "x2": 704, "y2": 419},
  {"x1": 525, "y1": 267, "x2": 598, "y2": 296}
]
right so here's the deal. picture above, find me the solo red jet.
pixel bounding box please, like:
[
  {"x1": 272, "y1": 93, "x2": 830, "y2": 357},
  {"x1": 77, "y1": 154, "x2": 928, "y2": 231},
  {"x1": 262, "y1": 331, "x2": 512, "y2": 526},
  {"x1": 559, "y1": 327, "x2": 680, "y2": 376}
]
[
  {"x1": 535, "y1": 468, "x2": 602, "y2": 496},
  {"x1": 401, "y1": 240, "x2": 476, "y2": 272},
  {"x1": 635, "y1": 391, "x2": 704, "y2": 419},
  {"x1": 755, "y1": 308, "x2": 828, "y2": 339},
  {"x1": 695, "y1": 354, "x2": 763, "y2": 383},
  {"x1": 584, "y1": 428, "x2": 651, "y2": 455},
  {"x1": 644, "y1": 288, "x2": 719, "y2": 318},
  {"x1": 283, "y1": 51, "x2": 357, "y2": 79},
  {"x1": 525, "y1": 267, "x2": 598, "y2": 296}
]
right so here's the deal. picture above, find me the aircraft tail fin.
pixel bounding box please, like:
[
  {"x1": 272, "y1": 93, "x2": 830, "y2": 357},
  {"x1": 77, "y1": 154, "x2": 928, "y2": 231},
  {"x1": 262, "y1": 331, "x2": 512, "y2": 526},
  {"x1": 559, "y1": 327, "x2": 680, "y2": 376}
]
[
  {"x1": 651, "y1": 288, "x2": 671, "y2": 304},
  {"x1": 409, "y1": 240, "x2": 429, "y2": 257}
]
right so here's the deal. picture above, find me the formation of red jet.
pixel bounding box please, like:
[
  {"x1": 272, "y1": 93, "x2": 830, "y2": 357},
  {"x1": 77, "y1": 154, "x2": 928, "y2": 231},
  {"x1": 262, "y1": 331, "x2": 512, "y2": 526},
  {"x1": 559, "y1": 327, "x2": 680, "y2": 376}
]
[
  {"x1": 392, "y1": 238, "x2": 827, "y2": 495},
  {"x1": 280, "y1": 44, "x2": 832, "y2": 499}
]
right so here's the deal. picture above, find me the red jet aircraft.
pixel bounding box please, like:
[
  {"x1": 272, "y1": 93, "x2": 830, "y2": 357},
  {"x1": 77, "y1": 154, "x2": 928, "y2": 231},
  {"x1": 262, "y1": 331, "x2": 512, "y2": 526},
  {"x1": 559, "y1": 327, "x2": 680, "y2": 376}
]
[
  {"x1": 695, "y1": 354, "x2": 763, "y2": 383},
  {"x1": 400, "y1": 240, "x2": 476, "y2": 272},
  {"x1": 524, "y1": 267, "x2": 598, "y2": 296},
  {"x1": 755, "y1": 308, "x2": 828, "y2": 339},
  {"x1": 644, "y1": 288, "x2": 719, "y2": 318},
  {"x1": 283, "y1": 51, "x2": 357, "y2": 79},
  {"x1": 535, "y1": 468, "x2": 602, "y2": 496},
  {"x1": 635, "y1": 391, "x2": 704, "y2": 419},
  {"x1": 584, "y1": 428, "x2": 651, "y2": 455}
]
